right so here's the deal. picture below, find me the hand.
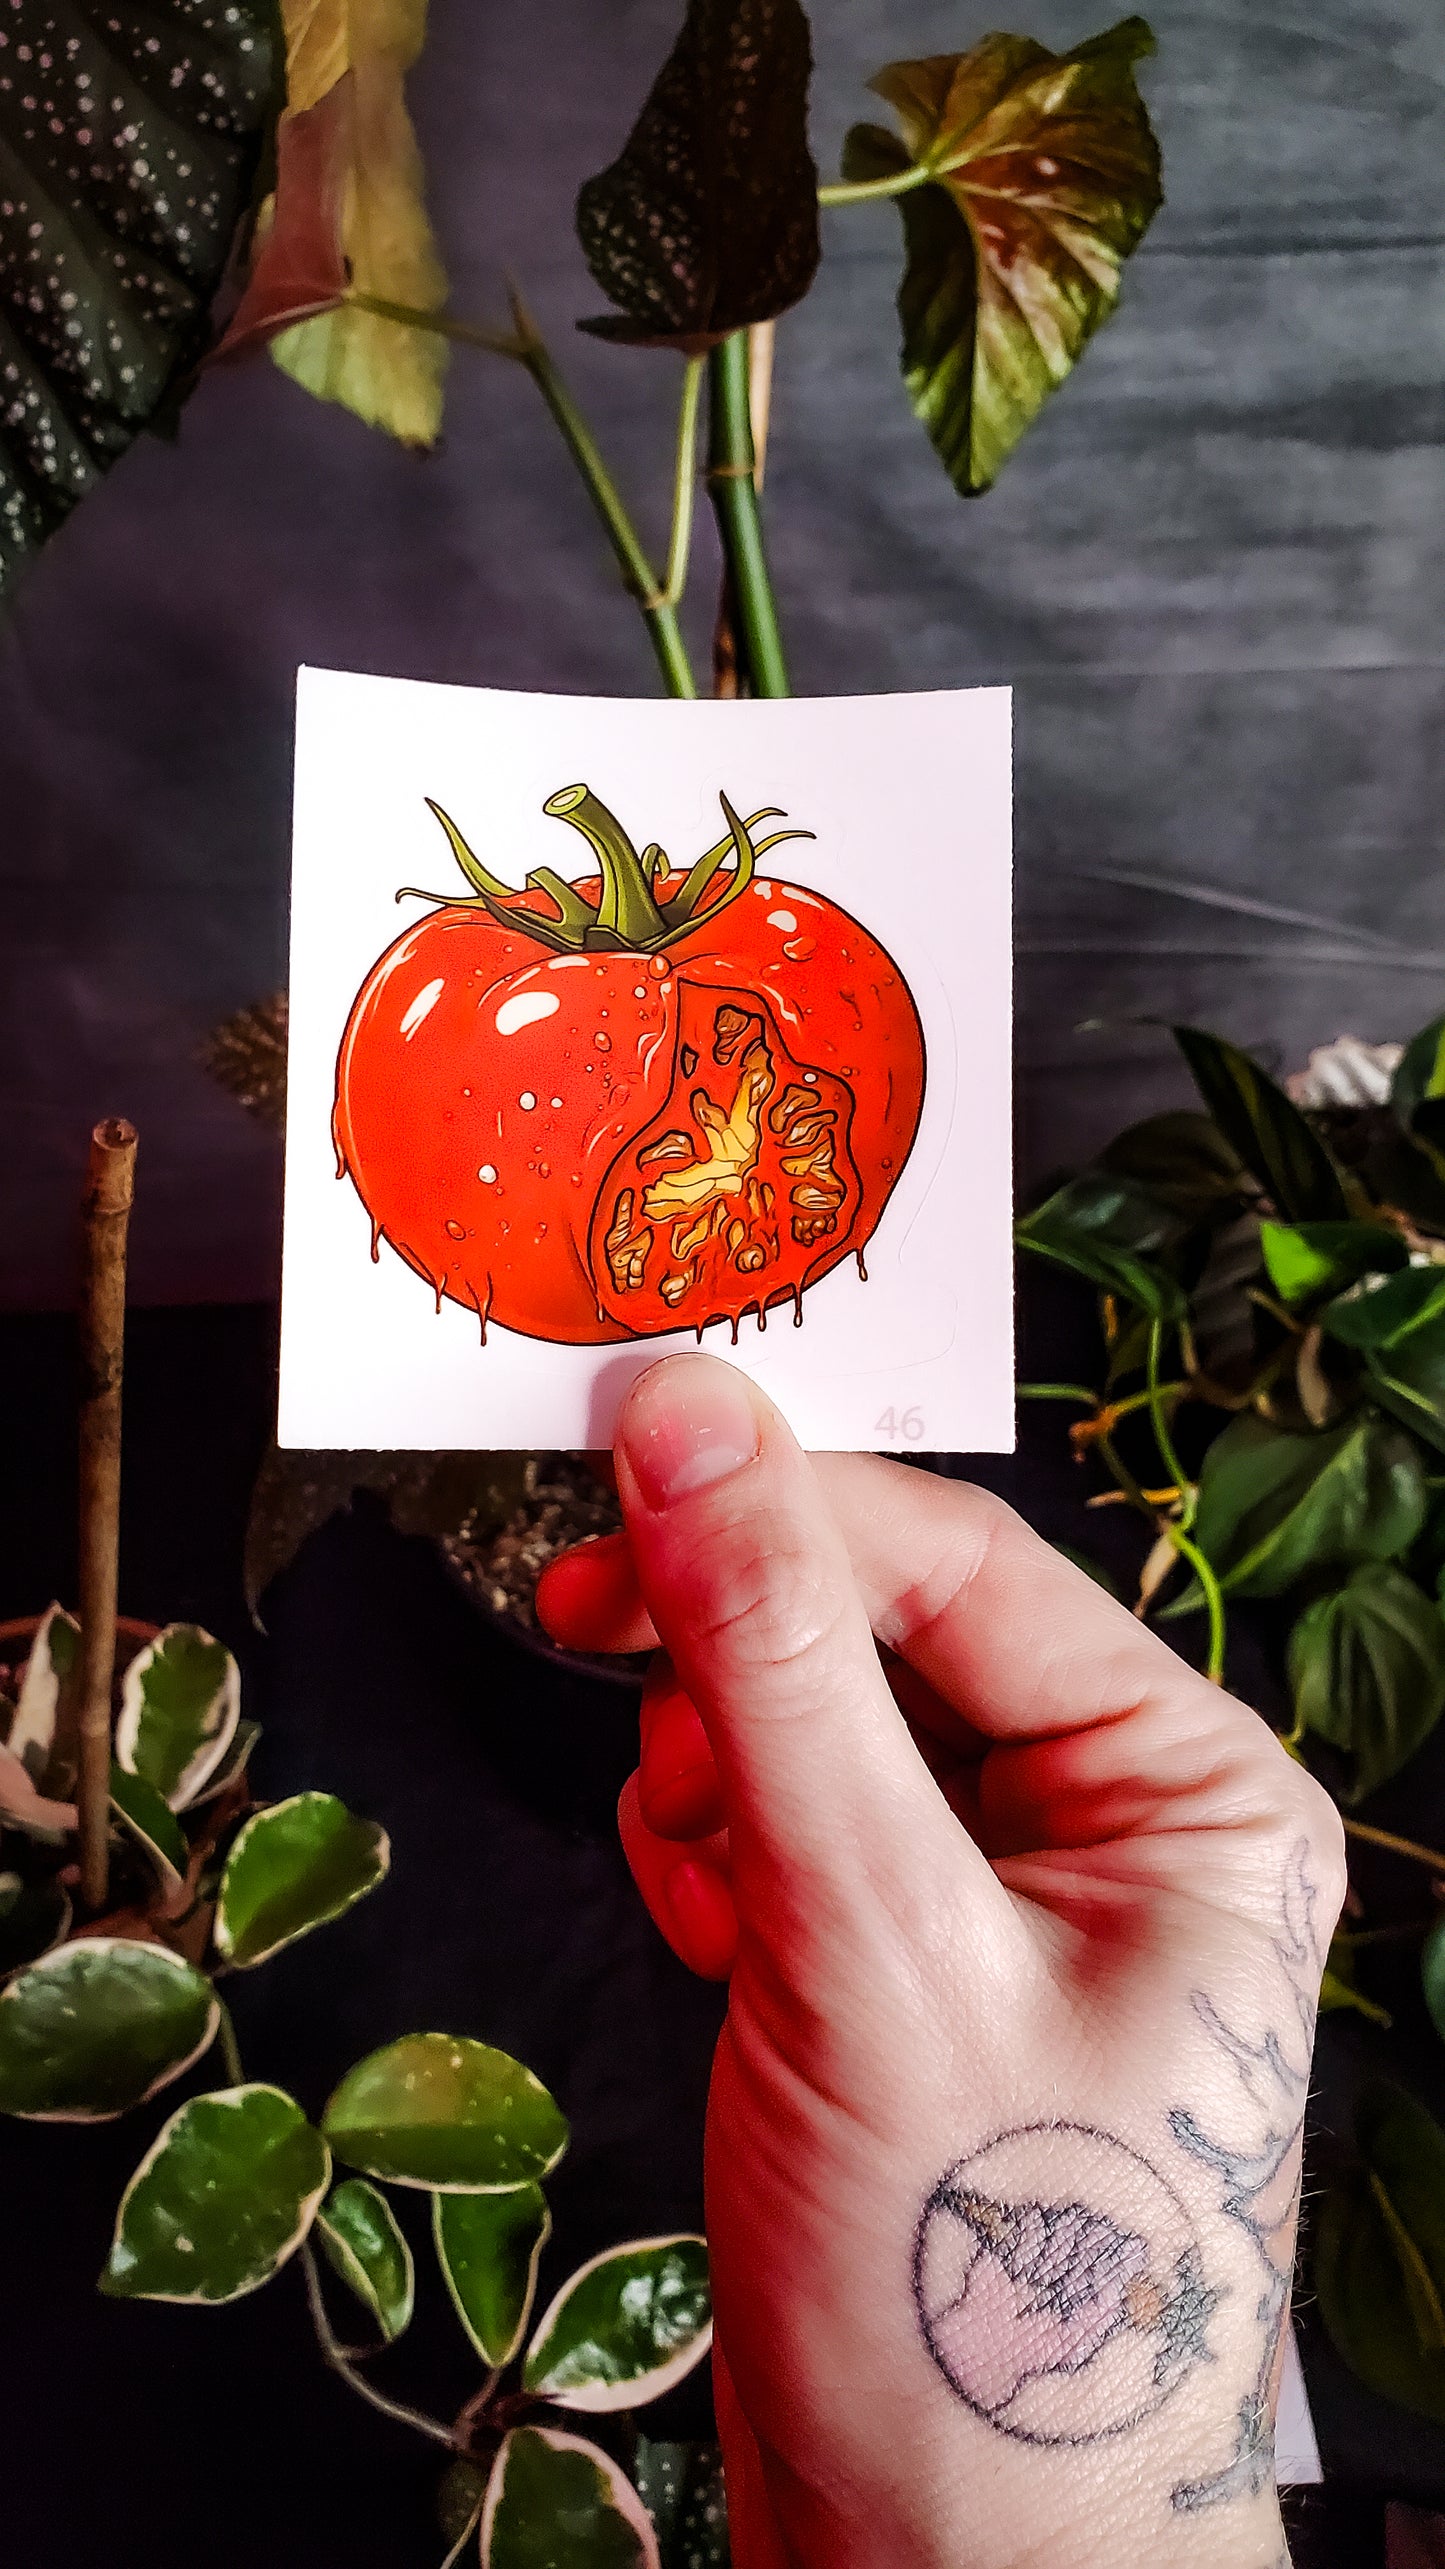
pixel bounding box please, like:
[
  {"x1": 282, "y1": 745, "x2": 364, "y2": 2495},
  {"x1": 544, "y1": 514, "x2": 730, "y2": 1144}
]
[{"x1": 538, "y1": 1355, "x2": 1344, "y2": 2569}]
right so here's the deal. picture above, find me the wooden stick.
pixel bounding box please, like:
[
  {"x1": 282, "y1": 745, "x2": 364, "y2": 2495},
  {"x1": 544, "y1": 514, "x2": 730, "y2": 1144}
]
[{"x1": 76, "y1": 1119, "x2": 137, "y2": 1912}]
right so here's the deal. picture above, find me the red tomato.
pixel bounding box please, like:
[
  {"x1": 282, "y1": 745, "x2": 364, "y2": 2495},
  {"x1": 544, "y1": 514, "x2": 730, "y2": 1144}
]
[{"x1": 333, "y1": 785, "x2": 925, "y2": 1346}]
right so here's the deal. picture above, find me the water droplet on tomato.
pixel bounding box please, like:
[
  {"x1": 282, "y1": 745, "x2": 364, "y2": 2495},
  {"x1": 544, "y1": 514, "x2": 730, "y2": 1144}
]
[
  {"x1": 519, "y1": 1091, "x2": 537, "y2": 1109},
  {"x1": 633, "y1": 985, "x2": 646, "y2": 999},
  {"x1": 649, "y1": 955, "x2": 668, "y2": 978},
  {"x1": 594, "y1": 1033, "x2": 611, "y2": 1051},
  {"x1": 445, "y1": 1219, "x2": 466, "y2": 1240},
  {"x1": 478, "y1": 1164, "x2": 498, "y2": 1184},
  {"x1": 550, "y1": 1096, "x2": 563, "y2": 1108},
  {"x1": 538, "y1": 1163, "x2": 551, "y2": 1178},
  {"x1": 782, "y1": 936, "x2": 816, "y2": 962}
]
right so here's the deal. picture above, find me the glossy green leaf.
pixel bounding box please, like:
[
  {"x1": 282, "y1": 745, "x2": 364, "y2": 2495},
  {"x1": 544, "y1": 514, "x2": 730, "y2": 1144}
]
[
  {"x1": 102, "y1": 2083, "x2": 329, "y2": 2303},
  {"x1": 0, "y1": 1937, "x2": 217, "y2": 2121},
  {"x1": 1260, "y1": 1220, "x2": 1407, "y2": 1308},
  {"x1": 633, "y1": 2439, "x2": 728, "y2": 2569},
  {"x1": 115, "y1": 1625, "x2": 240, "y2": 1810},
  {"x1": 186, "y1": 1717, "x2": 262, "y2": 1807},
  {"x1": 0, "y1": 1874, "x2": 70, "y2": 1977},
  {"x1": 1393, "y1": 1017, "x2": 1445, "y2": 1130},
  {"x1": 6, "y1": 1604, "x2": 79, "y2": 1789},
  {"x1": 109, "y1": 1762, "x2": 188, "y2": 1889},
  {"x1": 1015, "y1": 1172, "x2": 1185, "y2": 1316},
  {"x1": 323, "y1": 2034, "x2": 569, "y2": 2193},
  {"x1": 481, "y1": 2426, "x2": 660, "y2": 2569},
  {"x1": 1095, "y1": 1109, "x2": 1249, "y2": 1223},
  {"x1": 317, "y1": 2176, "x2": 414, "y2": 2343},
  {"x1": 1325, "y1": 1267, "x2": 1445, "y2": 1454},
  {"x1": 576, "y1": 0, "x2": 818, "y2": 346},
  {"x1": 435, "y1": 2182, "x2": 551, "y2": 2365},
  {"x1": 214, "y1": 1792, "x2": 389, "y2": 1968},
  {"x1": 1421, "y1": 1917, "x2": 1445, "y2": 2049},
  {"x1": 840, "y1": 18, "x2": 1161, "y2": 495},
  {"x1": 1316, "y1": 2084, "x2": 1445, "y2": 2424},
  {"x1": 524, "y1": 2236, "x2": 711, "y2": 2412},
  {"x1": 1178, "y1": 1410, "x2": 1426, "y2": 1605},
  {"x1": 1174, "y1": 1026, "x2": 1349, "y2": 1223},
  {"x1": 0, "y1": 0, "x2": 277, "y2": 601},
  {"x1": 1289, "y1": 1566, "x2": 1445, "y2": 1803}
]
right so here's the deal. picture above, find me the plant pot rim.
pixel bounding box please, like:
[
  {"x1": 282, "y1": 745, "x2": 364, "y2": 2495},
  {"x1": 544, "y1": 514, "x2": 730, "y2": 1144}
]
[{"x1": 0, "y1": 1613, "x2": 159, "y2": 1650}]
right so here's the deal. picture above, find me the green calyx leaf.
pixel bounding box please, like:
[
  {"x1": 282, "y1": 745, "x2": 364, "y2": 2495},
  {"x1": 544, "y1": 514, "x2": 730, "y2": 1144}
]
[
  {"x1": 435, "y1": 2182, "x2": 551, "y2": 2366},
  {"x1": 7, "y1": 1604, "x2": 80, "y2": 1794},
  {"x1": 481, "y1": 2426, "x2": 660, "y2": 2569},
  {"x1": 421, "y1": 784, "x2": 811, "y2": 961},
  {"x1": 1260, "y1": 1220, "x2": 1408, "y2": 1309},
  {"x1": 1172, "y1": 1409, "x2": 1427, "y2": 1608},
  {"x1": 0, "y1": 0, "x2": 277, "y2": 603},
  {"x1": 317, "y1": 2176, "x2": 414, "y2": 2343},
  {"x1": 322, "y1": 2034, "x2": 569, "y2": 2192},
  {"x1": 524, "y1": 2236, "x2": 711, "y2": 2412},
  {"x1": 109, "y1": 1762, "x2": 189, "y2": 1890},
  {"x1": 575, "y1": 0, "x2": 819, "y2": 347},
  {"x1": 0, "y1": 1936, "x2": 217, "y2": 2120},
  {"x1": 633, "y1": 2440, "x2": 728, "y2": 2569},
  {"x1": 842, "y1": 18, "x2": 1161, "y2": 497},
  {"x1": 1316, "y1": 2084, "x2": 1445, "y2": 2422},
  {"x1": 1324, "y1": 1266, "x2": 1445, "y2": 1454},
  {"x1": 102, "y1": 2083, "x2": 330, "y2": 2303},
  {"x1": 1015, "y1": 1171, "x2": 1186, "y2": 1317},
  {"x1": 214, "y1": 1792, "x2": 389, "y2": 1968},
  {"x1": 1289, "y1": 1565, "x2": 1445, "y2": 1803},
  {"x1": 1174, "y1": 1026, "x2": 1350, "y2": 1223},
  {"x1": 116, "y1": 1625, "x2": 240, "y2": 1810}
]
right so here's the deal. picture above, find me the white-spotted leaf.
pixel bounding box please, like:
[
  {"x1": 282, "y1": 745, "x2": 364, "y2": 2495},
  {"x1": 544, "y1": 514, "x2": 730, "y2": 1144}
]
[
  {"x1": 317, "y1": 2176, "x2": 414, "y2": 2341},
  {"x1": 214, "y1": 1792, "x2": 389, "y2": 1967},
  {"x1": 434, "y1": 2182, "x2": 550, "y2": 2366},
  {"x1": 116, "y1": 1625, "x2": 240, "y2": 1810},
  {"x1": 102, "y1": 2084, "x2": 329, "y2": 2302},
  {"x1": 322, "y1": 2034, "x2": 569, "y2": 2192},
  {"x1": 481, "y1": 2426, "x2": 660, "y2": 2569},
  {"x1": 523, "y1": 2236, "x2": 711, "y2": 2412},
  {"x1": 0, "y1": 1938, "x2": 217, "y2": 2121}
]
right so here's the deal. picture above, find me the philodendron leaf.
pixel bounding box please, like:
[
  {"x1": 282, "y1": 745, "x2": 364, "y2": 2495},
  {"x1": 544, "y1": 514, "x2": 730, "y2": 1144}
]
[
  {"x1": 1260, "y1": 1220, "x2": 1407, "y2": 1309},
  {"x1": 317, "y1": 2176, "x2": 414, "y2": 2342},
  {"x1": 7, "y1": 1603, "x2": 79, "y2": 1788},
  {"x1": 0, "y1": 1874, "x2": 70, "y2": 1977},
  {"x1": 116, "y1": 1624, "x2": 240, "y2": 1810},
  {"x1": 1288, "y1": 1566, "x2": 1445, "y2": 1804},
  {"x1": 102, "y1": 2084, "x2": 330, "y2": 2303},
  {"x1": 524, "y1": 2236, "x2": 711, "y2": 2412},
  {"x1": 1096, "y1": 1109, "x2": 1249, "y2": 1224},
  {"x1": 840, "y1": 17, "x2": 1161, "y2": 496},
  {"x1": 1174, "y1": 1027, "x2": 1350, "y2": 1223},
  {"x1": 109, "y1": 1762, "x2": 188, "y2": 1891},
  {"x1": 1015, "y1": 1172, "x2": 1185, "y2": 1317},
  {"x1": 0, "y1": 1937, "x2": 217, "y2": 2121},
  {"x1": 214, "y1": 1792, "x2": 389, "y2": 1967},
  {"x1": 435, "y1": 2182, "x2": 551, "y2": 2365},
  {"x1": 0, "y1": 0, "x2": 278, "y2": 603},
  {"x1": 481, "y1": 2426, "x2": 660, "y2": 2569},
  {"x1": 1325, "y1": 1267, "x2": 1445, "y2": 1456},
  {"x1": 265, "y1": 0, "x2": 449, "y2": 446},
  {"x1": 1316, "y1": 2084, "x2": 1445, "y2": 2425},
  {"x1": 1175, "y1": 1410, "x2": 1426, "y2": 1606},
  {"x1": 576, "y1": 0, "x2": 819, "y2": 347},
  {"x1": 633, "y1": 2440, "x2": 728, "y2": 2569},
  {"x1": 322, "y1": 2034, "x2": 569, "y2": 2192},
  {"x1": 1393, "y1": 1016, "x2": 1445, "y2": 1132}
]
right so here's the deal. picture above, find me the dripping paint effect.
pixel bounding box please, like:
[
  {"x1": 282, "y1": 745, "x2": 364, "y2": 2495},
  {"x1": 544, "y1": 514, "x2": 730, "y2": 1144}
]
[
  {"x1": 856, "y1": 1249, "x2": 868, "y2": 1283},
  {"x1": 757, "y1": 1300, "x2": 767, "y2": 1333},
  {"x1": 469, "y1": 1275, "x2": 492, "y2": 1345},
  {"x1": 730, "y1": 1312, "x2": 741, "y2": 1347},
  {"x1": 696, "y1": 1320, "x2": 705, "y2": 1345},
  {"x1": 434, "y1": 1274, "x2": 445, "y2": 1315},
  {"x1": 793, "y1": 1283, "x2": 804, "y2": 1328},
  {"x1": 370, "y1": 1216, "x2": 382, "y2": 1265}
]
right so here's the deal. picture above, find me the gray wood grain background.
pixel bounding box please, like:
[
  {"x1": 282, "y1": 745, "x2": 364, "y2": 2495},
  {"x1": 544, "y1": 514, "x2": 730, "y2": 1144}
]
[{"x1": 1, "y1": 0, "x2": 1440, "y2": 1306}]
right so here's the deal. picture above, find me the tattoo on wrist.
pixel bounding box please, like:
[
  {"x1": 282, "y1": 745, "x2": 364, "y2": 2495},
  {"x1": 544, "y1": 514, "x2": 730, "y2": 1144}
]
[{"x1": 912, "y1": 1838, "x2": 1320, "y2": 2526}]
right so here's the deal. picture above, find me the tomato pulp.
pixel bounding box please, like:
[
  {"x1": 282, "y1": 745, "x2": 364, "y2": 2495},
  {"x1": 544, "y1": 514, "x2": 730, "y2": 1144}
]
[{"x1": 333, "y1": 784, "x2": 925, "y2": 1347}]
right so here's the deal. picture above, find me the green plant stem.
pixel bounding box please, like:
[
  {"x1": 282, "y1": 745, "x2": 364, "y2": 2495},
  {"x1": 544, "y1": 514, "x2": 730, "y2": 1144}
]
[
  {"x1": 1146, "y1": 1321, "x2": 1196, "y2": 1531},
  {"x1": 706, "y1": 333, "x2": 789, "y2": 698},
  {"x1": 216, "y1": 1997, "x2": 244, "y2": 2086},
  {"x1": 662, "y1": 354, "x2": 704, "y2": 605},
  {"x1": 818, "y1": 163, "x2": 934, "y2": 207},
  {"x1": 348, "y1": 290, "x2": 697, "y2": 701},
  {"x1": 1343, "y1": 1817, "x2": 1445, "y2": 1874},
  {"x1": 1097, "y1": 1427, "x2": 1226, "y2": 1683},
  {"x1": 1016, "y1": 1381, "x2": 1098, "y2": 1405},
  {"x1": 300, "y1": 2244, "x2": 456, "y2": 2449}
]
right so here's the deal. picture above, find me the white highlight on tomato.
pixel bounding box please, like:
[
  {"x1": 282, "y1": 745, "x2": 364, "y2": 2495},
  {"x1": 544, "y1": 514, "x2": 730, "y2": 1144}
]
[
  {"x1": 478, "y1": 1165, "x2": 498, "y2": 1184},
  {"x1": 550, "y1": 1096, "x2": 563, "y2": 1109},
  {"x1": 494, "y1": 990, "x2": 561, "y2": 1037},
  {"x1": 399, "y1": 977, "x2": 445, "y2": 1040},
  {"x1": 518, "y1": 1092, "x2": 537, "y2": 1110},
  {"x1": 766, "y1": 908, "x2": 797, "y2": 933}
]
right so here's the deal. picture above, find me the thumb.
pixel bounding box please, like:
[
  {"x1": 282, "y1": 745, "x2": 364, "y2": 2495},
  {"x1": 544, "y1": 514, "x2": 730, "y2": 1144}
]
[{"x1": 613, "y1": 1354, "x2": 1000, "y2": 1962}]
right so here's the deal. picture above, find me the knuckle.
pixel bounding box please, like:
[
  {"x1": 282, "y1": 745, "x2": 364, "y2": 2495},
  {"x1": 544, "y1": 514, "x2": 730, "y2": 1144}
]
[{"x1": 672, "y1": 1502, "x2": 852, "y2": 1705}]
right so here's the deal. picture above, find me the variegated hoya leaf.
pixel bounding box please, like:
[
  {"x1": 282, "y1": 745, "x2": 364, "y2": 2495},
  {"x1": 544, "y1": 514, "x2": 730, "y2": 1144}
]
[
  {"x1": 481, "y1": 2426, "x2": 660, "y2": 2569},
  {"x1": 214, "y1": 1791, "x2": 389, "y2": 1967},
  {"x1": 6, "y1": 1603, "x2": 79, "y2": 1788},
  {"x1": 434, "y1": 2181, "x2": 550, "y2": 2366},
  {"x1": 322, "y1": 2033, "x2": 569, "y2": 2193},
  {"x1": 0, "y1": 1742, "x2": 76, "y2": 1840},
  {"x1": 115, "y1": 1624, "x2": 240, "y2": 1810},
  {"x1": 0, "y1": 1937, "x2": 217, "y2": 2120},
  {"x1": 841, "y1": 16, "x2": 1162, "y2": 493},
  {"x1": 317, "y1": 2175, "x2": 414, "y2": 2341},
  {"x1": 523, "y1": 2236, "x2": 712, "y2": 2413},
  {"x1": 102, "y1": 2083, "x2": 330, "y2": 2301},
  {"x1": 109, "y1": 1760, "x2": 189, "y2": 1890}
]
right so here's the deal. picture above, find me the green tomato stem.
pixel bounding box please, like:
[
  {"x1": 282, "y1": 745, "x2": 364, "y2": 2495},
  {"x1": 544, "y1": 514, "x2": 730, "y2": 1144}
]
[
  {"x1": 706, "y1": 334, "x2": 790, "y2": 698},
  {"x1": 817, "y1": 162, "x2": 935, "y2": 208}
]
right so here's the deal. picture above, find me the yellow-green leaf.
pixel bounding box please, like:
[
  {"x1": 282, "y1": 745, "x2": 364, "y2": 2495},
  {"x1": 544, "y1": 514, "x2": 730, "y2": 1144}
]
[{"x1": 268, "y1": 0, "x2": 448, "y2": 445}]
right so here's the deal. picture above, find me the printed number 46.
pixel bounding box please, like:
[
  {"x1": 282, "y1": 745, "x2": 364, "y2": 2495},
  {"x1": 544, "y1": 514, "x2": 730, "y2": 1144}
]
[{"x1": 876, "y1": 1407, "x2": 924, "y2": 1443}]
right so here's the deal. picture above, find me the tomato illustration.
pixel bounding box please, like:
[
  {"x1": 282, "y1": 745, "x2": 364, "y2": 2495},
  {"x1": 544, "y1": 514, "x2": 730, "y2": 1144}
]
[{"x1": 333, "y1": 783, "x2": 925, "y2": 1346}]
